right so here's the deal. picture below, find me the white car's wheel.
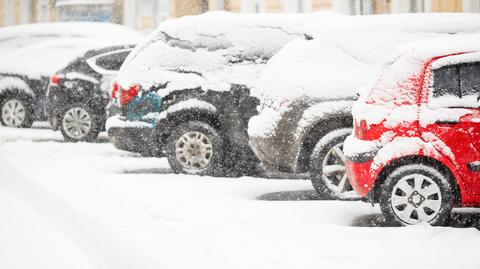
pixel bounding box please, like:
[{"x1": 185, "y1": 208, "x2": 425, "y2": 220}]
[
  {"x1": 380, "y1": 164, "x2": 453, "y2": 226},
  {"x1": 0, "y1": 97, "x2": 33, "y2": 128}
]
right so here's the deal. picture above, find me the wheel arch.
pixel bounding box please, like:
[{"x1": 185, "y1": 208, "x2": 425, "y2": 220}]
[
  {"x1": 371, "y1": 155, "x2": 463, "y2": 206},
  {"x1": 0, "y1": 77, "x2": 35, "y2": 104},
  {"x1": 157, "y1": 108, "x2": 221, "y2": 144},
  {"x1": 295, "y1": 115, "x2": 353, "y2": 172}
]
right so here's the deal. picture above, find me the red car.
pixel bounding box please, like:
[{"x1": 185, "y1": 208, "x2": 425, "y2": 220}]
[{"x1": 344, "y1": 36, "x2": 480, "y2": 226}]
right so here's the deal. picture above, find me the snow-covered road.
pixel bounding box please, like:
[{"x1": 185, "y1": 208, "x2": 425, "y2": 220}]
[{"x1": 1, "y1": 124, "x2": 480, "y2": 269}]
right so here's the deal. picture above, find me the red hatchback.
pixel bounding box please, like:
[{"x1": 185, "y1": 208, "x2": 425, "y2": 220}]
[{"x1": 345, "y1": 36, "x2": 480, "y2": 226}]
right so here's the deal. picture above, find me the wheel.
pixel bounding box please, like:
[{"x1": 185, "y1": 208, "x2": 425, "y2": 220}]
[
  {"x1": 0, "y1": 96, "x2": 33, "y2": 128},
  {"x1": 380, "y1": 164, "x2": 453, "y2": 226},
  {"x1": 310, "y1": 128, "x2": 352, "y2": 199},
  {"x1": 60, "y1": 105, "x2": 100, "y2": 142},
  {"x1": 167, "y1": 121, "x2": 224, "y2": 176}
]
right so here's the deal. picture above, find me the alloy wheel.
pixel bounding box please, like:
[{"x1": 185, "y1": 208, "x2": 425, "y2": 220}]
[
  {"x1": 321, "y1": 142, "x2": 351, "y2": 194},
  {"x1": 62, "y1": 107, "x2": 92, "y2": 140},
  {"x1": 390, "y1": 173, "x2": 442, "y2": 225},
  {"x1": 1, "y1": 99, "x2": 26, "y2": 127}
]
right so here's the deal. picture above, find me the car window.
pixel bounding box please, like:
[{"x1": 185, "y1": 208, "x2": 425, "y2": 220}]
[
  {"x1": 460, "y1": 62, "x2": 480, "y2": 97},
  {"x1": 95, "y1": 51, "x2": 130, "y2": 71},
  {"x1": 431, "y1": 65, "x2": 460, "y2": 99},
  {"x1": 429, "y1": 62, "x2": 480, "y2": 109}
]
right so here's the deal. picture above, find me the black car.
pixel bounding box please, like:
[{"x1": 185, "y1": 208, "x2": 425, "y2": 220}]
[
  {"x1": 107, "y1": 12, "x2": 315, "y2": 176},
  {"x1": 46, "y1": 45, "x2": 134, "y2": 142},
  {"x1": 0, "y1": 22, "x2": 144, "y2": 129}
]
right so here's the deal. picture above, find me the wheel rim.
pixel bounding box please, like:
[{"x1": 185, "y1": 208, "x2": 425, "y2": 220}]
[
  {"x1": 62, "y1": 107, "x2": 92, "y2": 140},
  {"x1": 175, "y1": 131, "x2": 213, "y2": 173},
  {"x1": 390, "y1": 173, "x2": 442, "y2": 225},
  {"x1": 2, "y1": 99, "x2": 26, "y2": 127},
  {"x1": 321, "y1": 142, "x2": 351, "y2": 194}
]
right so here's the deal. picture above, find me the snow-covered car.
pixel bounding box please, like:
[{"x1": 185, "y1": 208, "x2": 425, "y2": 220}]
[
  {"x1": 0, "y1": 22, "x2": 144, "y2": 128},
  {"x1": 107, "y1": 11, "x2": 318, "y2": 176},
  {"x1": 345, "y1": 35, "x2": 480, "y2": 226},
  {"x1": 248, "y1": 13, "x2": 480, "y2": 199},
  {"x1": 46, "y1": 45, "x2": 135, "y2": 142}
]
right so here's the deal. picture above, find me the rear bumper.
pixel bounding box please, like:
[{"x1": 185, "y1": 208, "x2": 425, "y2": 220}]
[
  {"x1": 106, "y1": 115, "x2": 162, "y2": 156},
  {"x1": 345, "y1": 159, "x2": 376, "y2": 197},
  {"x1": 344, "y1": 134, "x2": 381, "y2": 197}
]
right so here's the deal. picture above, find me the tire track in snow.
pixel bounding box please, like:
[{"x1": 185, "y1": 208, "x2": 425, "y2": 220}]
[{"x1": 0, "y1": 155, "x2": 168, "y2": 269}]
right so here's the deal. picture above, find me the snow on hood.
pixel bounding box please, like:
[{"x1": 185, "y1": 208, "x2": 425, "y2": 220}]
[
  {"x1": 0, "y1": 22, "x2": 144, "y2": 55},
  {"x1": 0, "y1": 38, "x2": 136, "y2": 79},
  {"x1": 116, "y1": 11, "x2": 325, "y2": 94},
  {"x1": 256, "y1": 13, "x2": 480, "y2": 102}
]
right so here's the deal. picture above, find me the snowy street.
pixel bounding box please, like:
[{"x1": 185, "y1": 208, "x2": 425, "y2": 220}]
[{"x1": 0, "y1": 124, "x2": 479, "y2": 269}]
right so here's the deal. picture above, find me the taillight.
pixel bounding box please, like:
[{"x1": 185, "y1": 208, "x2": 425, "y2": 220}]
[
  {"x1": 50, "y1": 74, "x2": 63, "y2": 86},
  {"x1": 111, "y1": 82, "x2": 119, "y2": 99},
  {"x1": 355, "y1": 119, "x2": 368, "y2": 140},
  {"x1": 119, "y1": 84, "x2": 141, "y2": 106}
]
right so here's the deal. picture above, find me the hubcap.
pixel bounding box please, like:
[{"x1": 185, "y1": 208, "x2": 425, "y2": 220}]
[
  {"x1": 322, "y1": 142, "x2": 351, "y2": 194},
  {"x1": 62, "y1": 107, "x2": 92, "y2": 140},
  {"x1": 391, "y1": 173, "x2": 442, "y2": 225},
  {"x1": 1, "y1": 99, "x2": 26, "y2": 127},
  {"x1": 175, "y1": 131, "x2": 213, "y2": 173}
]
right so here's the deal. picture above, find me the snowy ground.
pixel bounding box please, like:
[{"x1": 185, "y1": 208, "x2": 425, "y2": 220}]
[{"x1": 1, "y1": 124, "x2": 480, "y2": 269}]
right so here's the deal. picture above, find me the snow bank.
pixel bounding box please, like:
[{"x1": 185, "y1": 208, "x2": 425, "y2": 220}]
[{"x1": 116, "y1": 11, "x2": 322, "y2": 96}]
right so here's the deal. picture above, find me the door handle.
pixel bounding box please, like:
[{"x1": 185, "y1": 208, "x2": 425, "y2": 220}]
[{"x1": 434, "y1": 120, "x2": 458, "y2": 124}]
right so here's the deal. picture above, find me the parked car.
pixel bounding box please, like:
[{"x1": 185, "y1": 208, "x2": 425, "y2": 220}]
[
  {"x1": 107, "y1": 11, "x2": 318, "y2": 176},
  {"x1": 0, "y1": 22, "x2": 144, "y2": 128},
  {"x1": 344, "y1": 35, "x2": 480, "y2": 226},
  {"x1": 248, "y1": 13, "x2": 480, "y2": 199},
  {"x1": 46, "y1": 45, "x2": 134, "y2": 142}
]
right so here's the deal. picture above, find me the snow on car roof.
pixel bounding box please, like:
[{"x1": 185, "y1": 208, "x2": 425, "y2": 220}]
[
  {"x1": 0, "y1": 22, "x2": 144, "y2": 55},
  {"x1": 116, "y1": 11, "x2": 321, "y2": 94},
  {"x1": 0, "y1": 38, "x2": 134, "y2": 79},
  {"x1": 256, "y1": 13, "x2": 480, "y2": 102}
]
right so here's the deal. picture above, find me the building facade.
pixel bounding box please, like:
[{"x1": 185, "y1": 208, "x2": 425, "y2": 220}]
[{"x1": 1, "y1": 0, "x2": 479, "y2": 31}]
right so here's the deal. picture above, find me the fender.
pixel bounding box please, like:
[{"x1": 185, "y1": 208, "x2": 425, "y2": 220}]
[
  {"x1": 152, "y1": 99, "x2": 218, "y2": 129},
  {"x1": 370, "y1": 136, "x2": 467, "y2": 201},
  {"x1": 293, "y1": 100, "x2": 354, "y2": 172},
  {"x1": 0, "y1": 76, "x2": 35, "y2": 98}
]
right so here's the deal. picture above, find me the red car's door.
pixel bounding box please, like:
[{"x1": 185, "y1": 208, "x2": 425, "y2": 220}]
[{"x1": 420, "y1": 62, "x2": 480, "y2": 202}]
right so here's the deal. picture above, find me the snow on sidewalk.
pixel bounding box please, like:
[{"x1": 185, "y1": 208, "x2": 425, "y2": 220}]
[{"x1": 1, "y1": 127, "x2": 480, "y2": 269}]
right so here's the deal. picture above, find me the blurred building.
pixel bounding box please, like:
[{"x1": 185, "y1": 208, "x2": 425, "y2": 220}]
[{"x1": 0, "y1": 0, "x2": 479, "y2": 31}]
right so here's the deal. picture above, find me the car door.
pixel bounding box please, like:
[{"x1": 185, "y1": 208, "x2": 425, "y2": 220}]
[{"x1": 420, "y1": 61, "x2": 480, "y2": 200}]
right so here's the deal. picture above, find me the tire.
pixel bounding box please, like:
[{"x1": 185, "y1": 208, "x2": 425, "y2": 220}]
[
  {"x1": 166, "y1": 121, "x2": 224, "y2": 176},
  {"x1": 310, "y1": 128, "x2": 352, "y2": 199},
  {"x1": 380, "y1": 164, "x2": 453, "y2": 226},
  {"x1": 0, "y1": 95, "x2": 34, "y2": 128},
  {"x1": 60, "y1": 105, "x2": 100, "y2": 142}
]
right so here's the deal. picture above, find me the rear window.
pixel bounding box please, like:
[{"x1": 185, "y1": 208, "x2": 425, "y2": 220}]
[
  {"x1": 429, "y1": 62, "x2": 480, "y2": 108},
  {"x1": 95, "y1": 51, "x2": 130, "y2": 71}
]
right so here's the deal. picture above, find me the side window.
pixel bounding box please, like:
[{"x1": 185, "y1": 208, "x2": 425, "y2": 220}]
[
  {"x1": 95, "y1": 51, "x2": 130, "y2": 71},
  {"x1": 460, "y1": 62, "x2": 480, "y2": 97},
  {"x1": 431, "y1": 65, "x2": 460, "y2": 98}
]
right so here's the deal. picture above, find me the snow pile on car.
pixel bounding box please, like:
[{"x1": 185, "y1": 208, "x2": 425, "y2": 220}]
[
  {"x1": 0, "y1": 38, "x2": 135, "y2": 79},
  {"x1": 0, "y1": 22, "x2": 144, "y2": 55},
  {"x1": 353, "y1": 34, "x2": 480, "y2": 129},
  {"x1": 116, "y1": 11, "x2": 326, "y2": 95}
]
